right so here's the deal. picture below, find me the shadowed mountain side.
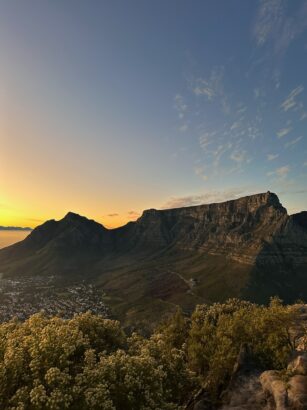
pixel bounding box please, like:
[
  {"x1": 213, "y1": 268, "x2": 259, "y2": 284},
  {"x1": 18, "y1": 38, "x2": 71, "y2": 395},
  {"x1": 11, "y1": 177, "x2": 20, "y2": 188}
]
[
  {"x1": 243, "y1": 211, "x2": 307, "y2": 304},
  {"x1": 0, "y1": 212, "x2": 113, "y2": 278},
  {"x1": 0, "y1": 192, "x2": 306, "y2": 326},
  {"x1": 92, "y1": 251, "x2": 254, "y2": 328}
]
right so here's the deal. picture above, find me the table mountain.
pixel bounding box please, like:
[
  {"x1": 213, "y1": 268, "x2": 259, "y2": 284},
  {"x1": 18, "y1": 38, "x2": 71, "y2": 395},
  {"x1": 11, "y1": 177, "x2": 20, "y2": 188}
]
[{"x1": 0, "y1": 191, "x2": 306, "y2": 326}]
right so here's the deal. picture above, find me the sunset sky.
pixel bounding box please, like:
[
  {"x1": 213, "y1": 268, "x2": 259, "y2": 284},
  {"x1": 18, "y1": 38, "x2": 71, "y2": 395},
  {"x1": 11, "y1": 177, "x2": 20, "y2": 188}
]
[{"x1": 1, "y1": 0, "x2": 307, "y2": 229}]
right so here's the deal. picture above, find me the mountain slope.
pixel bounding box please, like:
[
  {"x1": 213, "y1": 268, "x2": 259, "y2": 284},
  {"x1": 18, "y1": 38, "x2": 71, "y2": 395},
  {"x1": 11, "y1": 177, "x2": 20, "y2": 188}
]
[{"x1": 0, "y1": 192, "x2": 306, "y2": 326}]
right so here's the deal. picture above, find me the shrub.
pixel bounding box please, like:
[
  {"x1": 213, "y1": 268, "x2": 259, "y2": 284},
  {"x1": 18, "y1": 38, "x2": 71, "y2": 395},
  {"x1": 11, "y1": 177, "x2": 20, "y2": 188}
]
[{"x1": 0, "y1": 299, "x2": 300, "y2": 408}]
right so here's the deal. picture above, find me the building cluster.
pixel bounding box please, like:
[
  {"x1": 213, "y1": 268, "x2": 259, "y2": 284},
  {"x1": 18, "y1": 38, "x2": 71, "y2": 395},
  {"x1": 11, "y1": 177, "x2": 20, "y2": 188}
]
[{"x1": 0, "y1": 276, "x2": 109, "y2": 322}]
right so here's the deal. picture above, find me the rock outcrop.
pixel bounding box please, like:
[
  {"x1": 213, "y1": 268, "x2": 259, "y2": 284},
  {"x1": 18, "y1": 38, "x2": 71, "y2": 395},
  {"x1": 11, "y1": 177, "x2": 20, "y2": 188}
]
[{"x1": 260, "y1": 352, "x2": 307, "y2": 410}]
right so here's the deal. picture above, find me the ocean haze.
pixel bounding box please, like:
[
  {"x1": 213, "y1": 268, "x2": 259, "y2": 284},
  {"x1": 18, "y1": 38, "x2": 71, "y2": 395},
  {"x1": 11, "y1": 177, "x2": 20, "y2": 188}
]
[{"x1": 0, "y1": 231, "x2": 30, "y2": 249}]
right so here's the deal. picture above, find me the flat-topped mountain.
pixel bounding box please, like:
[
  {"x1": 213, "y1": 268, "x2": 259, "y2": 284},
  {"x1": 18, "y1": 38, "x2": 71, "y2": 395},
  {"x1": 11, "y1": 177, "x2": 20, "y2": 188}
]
[{"x1": 0, "y1": 192, "x2": 306, "y2": 326}]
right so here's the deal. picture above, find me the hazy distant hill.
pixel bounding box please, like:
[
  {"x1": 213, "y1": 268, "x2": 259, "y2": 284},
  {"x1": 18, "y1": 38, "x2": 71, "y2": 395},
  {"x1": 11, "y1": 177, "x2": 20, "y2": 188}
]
[
  {"x1": 0, "y1": 192, "x2": 306, "y2": 327},
  {"x1": 0, "y1": 226, "x2": 32, "y2": 231}
]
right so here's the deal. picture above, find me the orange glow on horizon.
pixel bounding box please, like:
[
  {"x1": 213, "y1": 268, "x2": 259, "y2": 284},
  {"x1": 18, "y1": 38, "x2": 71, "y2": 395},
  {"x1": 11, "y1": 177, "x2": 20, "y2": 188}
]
[{"x1": 0, "y1": 208, "x2": 141, "y2": 230}]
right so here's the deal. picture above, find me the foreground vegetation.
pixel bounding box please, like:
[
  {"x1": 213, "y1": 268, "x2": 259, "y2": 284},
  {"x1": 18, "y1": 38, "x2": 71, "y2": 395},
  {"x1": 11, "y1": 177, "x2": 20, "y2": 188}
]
[{"x1": 0, "y1": 298, "x2": 302, "y2": 409}]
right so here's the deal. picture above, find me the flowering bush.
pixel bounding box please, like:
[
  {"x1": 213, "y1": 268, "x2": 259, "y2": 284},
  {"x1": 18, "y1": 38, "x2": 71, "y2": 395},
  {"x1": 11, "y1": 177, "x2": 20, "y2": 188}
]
[
  {"x1": 0, "y1": 299, "x2": 300, "y2": 409},
  {"x1": 0, "y1": 312, "x2": 189, "y2": 409}
]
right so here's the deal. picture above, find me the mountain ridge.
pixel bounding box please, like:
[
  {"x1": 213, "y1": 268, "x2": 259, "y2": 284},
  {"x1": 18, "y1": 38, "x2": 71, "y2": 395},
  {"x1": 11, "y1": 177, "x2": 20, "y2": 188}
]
[{"x1": 0, "y1": 191, "x2": 306, "y2": 327}]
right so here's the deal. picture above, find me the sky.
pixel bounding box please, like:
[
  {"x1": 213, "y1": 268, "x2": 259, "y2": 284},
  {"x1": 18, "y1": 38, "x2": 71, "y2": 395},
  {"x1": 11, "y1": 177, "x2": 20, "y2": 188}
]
[{"x1": 1, "y1": 0, "x2": 307, "y2": 229}]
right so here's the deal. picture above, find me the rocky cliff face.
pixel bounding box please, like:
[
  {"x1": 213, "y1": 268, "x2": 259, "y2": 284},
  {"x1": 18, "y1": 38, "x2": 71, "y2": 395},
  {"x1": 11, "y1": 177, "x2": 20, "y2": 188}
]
[
  {"x1": 119, "y1": 191, "x2": 306, "y2": 268},
  {"x1": 0, "y1": 192, "x2": 306, "y2": 322},
  {"x1": 1, "y1": 191, "x2": 307, "y2": 274}
]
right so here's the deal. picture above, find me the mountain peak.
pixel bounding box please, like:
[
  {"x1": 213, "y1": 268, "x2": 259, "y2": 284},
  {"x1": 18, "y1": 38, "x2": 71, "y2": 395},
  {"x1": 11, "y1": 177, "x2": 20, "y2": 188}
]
[
  {"x1": 256, "y1": 191, "x2": 282, "y2": 206},
  {"x1": 61, "y1": 212, "x2": 105, "y2": 227},
  {"x1": 63, "y1": 212, "x2": 85, "y2": 221},
  {"x1": 0, "y1": 191, "x2": 306, "y2": 312},
  {"x1": 233, "y1": 191, "x2": 286, "y2": 212}
]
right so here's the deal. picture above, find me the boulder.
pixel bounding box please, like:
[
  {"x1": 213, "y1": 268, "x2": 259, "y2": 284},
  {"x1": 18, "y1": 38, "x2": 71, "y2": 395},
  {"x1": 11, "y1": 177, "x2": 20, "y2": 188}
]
[
  {"x1": 288, "y1": 375, "x2": 307, "y2": 410},
  {"x1": 259, "y1": 352, "x2": 307, "y2": 409},
  {"x1": 260, "y1": 371, "x2": 287, "y2": 410}
]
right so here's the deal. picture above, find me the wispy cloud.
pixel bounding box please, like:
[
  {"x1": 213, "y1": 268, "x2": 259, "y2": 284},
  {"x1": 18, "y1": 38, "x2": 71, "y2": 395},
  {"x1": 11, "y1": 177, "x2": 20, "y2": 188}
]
[
  {"x1": 107, "y1": 213, "x2": 119, "y2": 217},
  {"x1": 230, "y1": 121, "x2": 241, "y2": 131},
  {"x1": 230, "y1": 150, "x2": 250, "y2": 164},
  {"x1": 193, "y1": 79, "x2": 215, "y2": 99},
  {"x1": 127, "y1": 211, "x2": 140, "y2": 219},
  {"x1": 300, "y1": 112, "x2": 307, "y2": 121},
  {"x1": 254, "y1": 88, "x2": 261, "y2": 99},
  {"x1": 174, "y1": 94, "x2": 190, "y2": 132},
  {"x1": 213, "y1": 142, "x2": 233, "y2": 169},
  {"x1": 162, "y1": 187, "x2": 257, "y2": 209},
  {"x1": 197, "y1": 116, "x2": 258, "y2": 178},
  {"x1": 267, "y1": 165, "x2": 290, "y2": 179},
  {"x1": 253, "y1": 0, "x2": 284, "y2": 47},
  {"x1": 236, "y1": 105, "x2": 247, "y2": 115},
  {"x1": 280, "y1": 85, "x2": 304, "y2": 112},
  {"x1": 253, "y1": 0, "x2": 307, "y2": 55},
  {"x1": 273, "y1": 70, "x2": 281, "y2": 89},
  {"x1": 276, "y1": 126, "x2": 292, "y2": 138},
  {"x1": 174, "y1": 94, "x2": 187, "y2": 119},
  {"x1": 191, "y1": 67, "x2": 225, "y2": 103},
  {"x1": 194, "y1": 165, "x2": 208, "y2": 181},
  {"x1": 285, "y1": 136, "x2": 303, "y2": 148},
  {"x1": 178, "y1": 123, "x2": 188, "y2": 132},
  {"x1": 199, "y1": 132, "x2": 215, "y2": 151},
  {"x1": 267, "y1": 153, "x2": 279, "y2": 161}
]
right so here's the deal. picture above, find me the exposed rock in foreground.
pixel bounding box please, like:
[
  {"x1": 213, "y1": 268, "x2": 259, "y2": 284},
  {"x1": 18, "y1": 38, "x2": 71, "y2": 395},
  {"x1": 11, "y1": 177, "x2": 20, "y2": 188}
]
[
  {"x1": 187, "y1": 350, "x2": 307, "y2": 410},
  {"x1": 260, "y1": 352, "x2": 307, "y2": 410},
  {"x1": 186, "y1": 306, "x2": 307, "y2": 410}
]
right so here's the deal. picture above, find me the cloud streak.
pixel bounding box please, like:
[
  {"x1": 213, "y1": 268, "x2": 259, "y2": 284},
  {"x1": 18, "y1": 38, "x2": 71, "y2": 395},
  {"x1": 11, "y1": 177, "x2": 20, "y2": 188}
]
[
  {"x1": 267, "y1": 153, "x2": 279, "y2": 161},
  {"x1": 230, "y1": 150, "x2": 250, "y2": 164},
  {"x1": 277, "y1": 126, "x2": 292, "y2": 138},
  {"x1": 253, "y1": 0, "x2": 284, "y2": 47},
  {"x1": 253, "y1": 0, "x2": 307, "y2": 55},
  {"x1": 127, "y1": 211, "x2": 140, "y2": 219},
  {"x1": 267, "y1": 165, "x2": 290, "y2": 179},
  {"x1": 280, "y1": 85, "x2": 304, "y2": 112},
  {"x1": 162, "y1": 188, "x2": 257, "y2": 209},
  {"x1": 174, "y1": 94, "x2": 187, "y2": 119},
  {"x1": 285, "y1": 136, "x2": 303, "y2": 148},
  {"x1": 191, "y1": 67, "x2": 225, "y2": 104}
]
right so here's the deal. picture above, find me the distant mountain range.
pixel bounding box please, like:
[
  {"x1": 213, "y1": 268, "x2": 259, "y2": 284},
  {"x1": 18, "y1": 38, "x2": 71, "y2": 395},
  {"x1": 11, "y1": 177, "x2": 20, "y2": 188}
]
[
  {"x1": 0, "y1": 191, "x2": 306, "y2": 327},
  {"x1": 0, "y1": 226, "x2": 32, "y2": 231}
]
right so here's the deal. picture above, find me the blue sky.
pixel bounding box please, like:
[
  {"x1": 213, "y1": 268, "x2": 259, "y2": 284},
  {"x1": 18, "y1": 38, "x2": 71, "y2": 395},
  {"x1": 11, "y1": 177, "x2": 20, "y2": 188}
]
[{"x1": 0, "y1": 0, "x2": 307, "y2": 227}]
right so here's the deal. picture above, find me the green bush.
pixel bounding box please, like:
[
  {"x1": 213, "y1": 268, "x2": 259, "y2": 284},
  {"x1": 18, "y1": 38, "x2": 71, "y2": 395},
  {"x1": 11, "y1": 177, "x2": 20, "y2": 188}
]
[
  {"x1": 187, "y1": 297, "x2": 298, "y2": 396},
  {"x1": 0, "y1": 299, "x2": 300, "y2": 409}
]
